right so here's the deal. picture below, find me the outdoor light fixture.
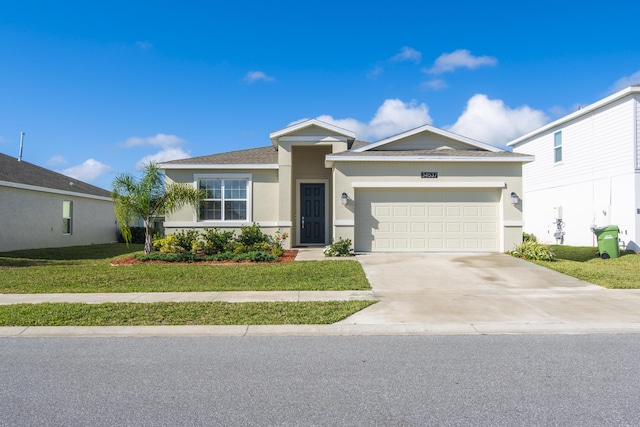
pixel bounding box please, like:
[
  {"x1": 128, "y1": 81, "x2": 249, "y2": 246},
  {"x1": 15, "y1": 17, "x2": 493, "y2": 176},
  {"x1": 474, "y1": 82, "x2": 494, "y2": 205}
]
[
  {"x1": 510, "y1": 192, "x2": 519, "y2": 205},
  {"x1": 341, "y1": 192, "x2": 348, "y2": 205}
]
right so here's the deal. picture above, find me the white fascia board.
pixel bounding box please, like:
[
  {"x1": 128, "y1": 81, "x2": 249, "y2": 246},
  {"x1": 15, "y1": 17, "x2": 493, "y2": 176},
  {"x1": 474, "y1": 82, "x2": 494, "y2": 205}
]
[
  {"x1": 352, "y1": 181, "x2": 506, "y2": 189},
  {"x1": 0, "y1": 180, "x2": 113, "y2": 201},
  {"x1": 277, "y1": 136, "x2": 349, "y2": 143},
  {"x1": 160, "y1": 164, "x2": 278, "y2": 170},
  {"x1": 326, "y1": 155, "x2": 535, "y2": 163},
  {"x1": 507, "y1": 86, "x2": 640, "y2": 147},
  {"x1": 352, "y1": 124, "x2": 502, "y2": 153},
  {"x1": 269, "y1": 119, "x2": 356, "y2": 146}
]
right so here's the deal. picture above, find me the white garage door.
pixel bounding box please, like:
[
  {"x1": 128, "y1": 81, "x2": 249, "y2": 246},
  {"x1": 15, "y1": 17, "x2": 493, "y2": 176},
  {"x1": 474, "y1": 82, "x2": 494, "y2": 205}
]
[{"x1": 355, "y1": 188, "x2": 501, "y2": 252}]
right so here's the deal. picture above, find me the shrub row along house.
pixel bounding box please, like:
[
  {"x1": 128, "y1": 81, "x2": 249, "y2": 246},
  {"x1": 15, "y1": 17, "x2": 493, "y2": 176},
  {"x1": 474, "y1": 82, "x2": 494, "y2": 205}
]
[
  {"x1": 160, "y1": 119, "x2": 532, "y2": 253},
  {"x1": 0, "y1": 152, "x2": 117, "y2": 252}
]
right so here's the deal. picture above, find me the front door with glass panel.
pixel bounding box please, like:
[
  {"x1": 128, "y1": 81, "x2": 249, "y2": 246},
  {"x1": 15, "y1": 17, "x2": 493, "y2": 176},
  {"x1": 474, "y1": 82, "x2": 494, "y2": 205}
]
[{"x1": 300, "y1": 183, "x2": 325, "y2": 244}]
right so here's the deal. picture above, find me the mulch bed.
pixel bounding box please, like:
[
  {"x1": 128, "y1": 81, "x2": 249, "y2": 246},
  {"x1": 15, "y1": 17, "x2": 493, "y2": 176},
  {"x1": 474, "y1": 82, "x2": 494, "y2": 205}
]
[{"x1": 110, "y1": 250, "x2": 298, "y2": 266}]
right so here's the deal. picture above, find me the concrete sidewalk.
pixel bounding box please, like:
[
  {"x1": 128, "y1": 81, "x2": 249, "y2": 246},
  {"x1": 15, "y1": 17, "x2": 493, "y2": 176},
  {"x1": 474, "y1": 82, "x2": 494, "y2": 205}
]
[{"x1": 0, "y1": 290, "x2": 374, "y2": 305}]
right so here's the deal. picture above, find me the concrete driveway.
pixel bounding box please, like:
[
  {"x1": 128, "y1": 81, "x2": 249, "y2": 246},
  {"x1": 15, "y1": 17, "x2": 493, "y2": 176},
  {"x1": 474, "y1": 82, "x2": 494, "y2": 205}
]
[{"x1": 341, "y1": 253, "x2": 640, "y2": 330}]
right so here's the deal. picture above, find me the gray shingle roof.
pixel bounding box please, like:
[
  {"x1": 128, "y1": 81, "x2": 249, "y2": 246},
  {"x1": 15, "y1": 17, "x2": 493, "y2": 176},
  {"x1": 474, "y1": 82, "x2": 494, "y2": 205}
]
[
  {"x1": 0, "y1": 152, "x2": 111, "y2": 198},
  {"x1": 162, "y1": 146, "x2": 278, "y2": 165},
  {"x1": 329, "y1": 149, "x2": 531, "y2": 158}
]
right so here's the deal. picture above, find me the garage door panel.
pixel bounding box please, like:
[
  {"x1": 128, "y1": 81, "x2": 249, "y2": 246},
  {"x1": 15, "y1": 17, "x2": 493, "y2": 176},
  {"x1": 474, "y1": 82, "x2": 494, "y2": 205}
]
[{"x1": 355, "y1": 189, "x2": 500, "y2": 252}]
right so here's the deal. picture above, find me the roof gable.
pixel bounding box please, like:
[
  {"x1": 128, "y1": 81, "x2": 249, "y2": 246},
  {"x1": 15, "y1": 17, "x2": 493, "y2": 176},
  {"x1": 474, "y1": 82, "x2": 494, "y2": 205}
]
[
  {"x1": 269, "y1": 119, "x2": 356, "y2": 147},
  {"x1": 0, "y1": 152, "x2": 111, "y2": 198},
  {"x1": 352, "y1": 124, "x2": 502, "y2": 153}
]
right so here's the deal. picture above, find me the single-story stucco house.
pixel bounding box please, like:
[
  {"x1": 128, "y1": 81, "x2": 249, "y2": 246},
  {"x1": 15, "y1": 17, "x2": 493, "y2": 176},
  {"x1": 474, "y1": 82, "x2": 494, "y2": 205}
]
[
  {"x1": 160, "y1": 119, "x2": 533, "y2": 252},
  {"x1": 0, "y1": 152, "x2": 118, "y2": 252}
]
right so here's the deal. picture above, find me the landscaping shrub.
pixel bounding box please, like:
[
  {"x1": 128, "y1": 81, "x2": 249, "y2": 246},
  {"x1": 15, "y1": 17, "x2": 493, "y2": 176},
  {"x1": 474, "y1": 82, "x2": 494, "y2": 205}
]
[
  {"x1": 152, "y1": 235, "x2": 183, "y2": 254},
  {"x1": 323, "y1": 238, "x2": 353, "y2": 257},
  {"x1": 508, "y1": 240, "x2": 555, "y2": 261},
  {"x1": 136, "y1": 250, "x2": 277, "y2": 263},
  {"x1": 523, "y1": 232, "x2": 538, "y2": 242},
  {"x1": 142, "y1": 224, "x2": 286, "y2": 262},
  {"x1": 173, "y1": 229, "x2": 200, "y2": 252},
  {"x1": 201, "y1": 228, "x2": 236, "y2": 254},
  {"x1": 236, "y1": 223, "x2": 270, "y2": 251}
]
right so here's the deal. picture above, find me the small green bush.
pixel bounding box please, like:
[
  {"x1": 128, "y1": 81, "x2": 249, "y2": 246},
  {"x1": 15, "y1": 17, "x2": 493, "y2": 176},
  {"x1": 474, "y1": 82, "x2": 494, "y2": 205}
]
[
  {"x1": 523, "y1": 232, "x2": 538, "y2": 243},
  {"x1": 323, "y1": 238, "x2": 353, "y2": 257},
  {"x1": 136, "y1": 250, "x2": 277, "y2": 263},
  {"x1": 235, "y1": 223, "x2": 270, "y2": 251},
  {"x1": 173, "y1": 230, "x2": 201, "y2": 251},
  {"x1": 201, "y1": 228, "x2": 236, "y2": 254},
  {"x1": 508, "y1": 240, "x2": 555, "y2": 261}
]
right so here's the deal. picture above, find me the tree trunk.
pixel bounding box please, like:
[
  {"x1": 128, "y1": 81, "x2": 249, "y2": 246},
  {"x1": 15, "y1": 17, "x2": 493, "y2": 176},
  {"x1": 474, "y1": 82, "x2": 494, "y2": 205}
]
[{"x1": 144, "y1": 222, "x2": 153, "y2": 255}]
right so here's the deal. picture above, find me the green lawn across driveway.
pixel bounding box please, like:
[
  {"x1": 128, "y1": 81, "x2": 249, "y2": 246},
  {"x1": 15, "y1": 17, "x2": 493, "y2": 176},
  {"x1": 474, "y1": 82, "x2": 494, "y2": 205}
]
[
  {"x1": 533, "y1": 245, "x2": 640, "y2": 289},
  {"x1": 0, "y1": 244, "x2": 370, "y2": 294}
]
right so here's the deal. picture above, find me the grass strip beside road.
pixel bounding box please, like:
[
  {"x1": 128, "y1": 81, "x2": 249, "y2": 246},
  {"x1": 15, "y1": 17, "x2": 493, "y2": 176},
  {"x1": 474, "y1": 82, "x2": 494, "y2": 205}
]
[
  {"x1": 0, "y1": 244, "x2": 370, "y2": 293},
  {"x1": 0, "y1": 301, "x2": 376, "y2": 326},
  {"x1": 533, "y1": 245, "x2": 640, "y2": 289}
]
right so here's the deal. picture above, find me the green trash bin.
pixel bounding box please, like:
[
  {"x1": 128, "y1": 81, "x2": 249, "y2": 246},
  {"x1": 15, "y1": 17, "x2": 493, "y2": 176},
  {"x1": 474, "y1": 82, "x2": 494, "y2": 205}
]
[{"x1": 593, "y1": 225, "x2": 620, "y2": 259}]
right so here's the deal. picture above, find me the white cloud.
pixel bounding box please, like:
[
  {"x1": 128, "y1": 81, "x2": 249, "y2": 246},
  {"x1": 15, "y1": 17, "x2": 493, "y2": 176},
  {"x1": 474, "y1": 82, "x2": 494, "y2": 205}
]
[
  {"x1": 391, "y1": 46, "x2": 422, "y2": 63},
  {"x1": 427, "y1": 49, "x2": 497, "y2": 74},
  {"x1": 122, "y1": 133, "x2": 186, "y2": 149},
  {"x1": 311, "y1": 98, "x2": 433, "y2": 141},
  {"x1": 366, "y1": 64, "x2": 384, "y2": 79},
  {"x1": 420, "y1": 79, "x2": 448, "y2": 91},
  {"x1": 243, "y1": 71, "x2": 275, "y2": 84},
  {"x1": 47, "y1": 155, "x2": 68, "y2": 166},
  {"x1": 61, "y1": 159, "x2": 114, "y2": 183},
  {"x1": 135, "y1": 148, "x2": 191, "y2": 170},
  {"x1": 447, "y1": 94, "x2": 548, "y2": 147},
  {"x1": 608, "y1": 70, "x2": 640, "y2": 93},
  {"x1": 368, "y1": 47, "x2": 422, "y2": 79}
]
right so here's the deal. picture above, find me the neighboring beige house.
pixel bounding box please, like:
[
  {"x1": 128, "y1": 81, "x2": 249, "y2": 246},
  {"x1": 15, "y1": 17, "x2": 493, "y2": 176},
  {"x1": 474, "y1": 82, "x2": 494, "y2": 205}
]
[
  {"x1": 160, "y1": 119, "x2": 533, "y2": 252},
  {"x1": 0, "y1": 152, "x2": 118, "y2": 252}
]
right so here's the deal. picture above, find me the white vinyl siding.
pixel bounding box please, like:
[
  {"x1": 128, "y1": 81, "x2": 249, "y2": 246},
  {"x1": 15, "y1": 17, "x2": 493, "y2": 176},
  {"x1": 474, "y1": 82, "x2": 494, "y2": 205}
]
[
  {"x1": 354, "y1": 189, "x2": 500, "y2": 252},
  {"x1": 514, "y1": 96, "x2": 638, "y2": 248}
]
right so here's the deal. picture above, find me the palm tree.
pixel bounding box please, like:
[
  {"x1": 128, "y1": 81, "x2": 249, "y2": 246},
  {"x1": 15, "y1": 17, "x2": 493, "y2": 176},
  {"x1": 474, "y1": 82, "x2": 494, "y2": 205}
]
[{"x1": 112, "y1": 162, "x2": 202, "y2": 255}]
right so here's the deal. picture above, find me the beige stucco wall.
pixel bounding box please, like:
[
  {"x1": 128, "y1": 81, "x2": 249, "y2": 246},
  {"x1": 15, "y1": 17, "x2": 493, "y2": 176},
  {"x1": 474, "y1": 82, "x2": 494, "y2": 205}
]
[
  {"x1": 0, "y1": 186, "x2": 117, "y2": 252},
  {"x1": 163, "y1": 168, "x2": 286, "y2": 245},
  {"x1": 332, "y1": 161, "x2": 524, "y2": 252}
]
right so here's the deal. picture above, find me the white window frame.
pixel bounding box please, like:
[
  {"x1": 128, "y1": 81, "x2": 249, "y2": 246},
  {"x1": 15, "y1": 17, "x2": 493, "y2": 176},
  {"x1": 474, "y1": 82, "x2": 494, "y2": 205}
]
[
  {"x1": 194, "y1": 174, "x2": 252, "y2": 226},
  {"x1": 62, "y1": 200, "x2": 73, "y2": 235},
  {"x1": 554, "y1": 131, "x2": 563, "y2": 163}
]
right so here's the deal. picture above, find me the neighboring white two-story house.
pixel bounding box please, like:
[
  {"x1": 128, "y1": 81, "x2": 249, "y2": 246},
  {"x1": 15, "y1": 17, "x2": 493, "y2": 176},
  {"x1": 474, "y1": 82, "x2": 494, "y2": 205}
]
[{"x1": 508, "y1": 85, "x2": 640, "y2": 251}]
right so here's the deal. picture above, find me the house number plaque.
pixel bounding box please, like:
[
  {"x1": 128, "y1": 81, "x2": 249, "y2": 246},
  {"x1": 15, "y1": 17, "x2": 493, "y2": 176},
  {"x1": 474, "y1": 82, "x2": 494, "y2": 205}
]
[{"x1": 421, "y1": 172, "x2": 438, "y2": 178}]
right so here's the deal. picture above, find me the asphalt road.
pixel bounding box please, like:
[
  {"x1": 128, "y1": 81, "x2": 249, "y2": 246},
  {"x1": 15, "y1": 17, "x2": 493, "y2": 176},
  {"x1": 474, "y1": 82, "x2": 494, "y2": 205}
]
[{"x1": 2, "y1": 335, "x2": 639, "y2": 426}]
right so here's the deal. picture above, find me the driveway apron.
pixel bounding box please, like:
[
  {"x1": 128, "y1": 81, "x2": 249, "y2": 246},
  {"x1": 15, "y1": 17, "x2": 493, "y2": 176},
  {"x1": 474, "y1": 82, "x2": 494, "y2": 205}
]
[{"x1": 341, "y1": 253, "x2": 640, "y2": 326}]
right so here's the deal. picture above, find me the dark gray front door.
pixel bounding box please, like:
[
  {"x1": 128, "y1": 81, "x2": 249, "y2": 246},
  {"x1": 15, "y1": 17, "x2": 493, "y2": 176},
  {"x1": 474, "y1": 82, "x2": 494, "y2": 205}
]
[{"x1": 300, "y1": 183, "x2": 325, "y2": 244}]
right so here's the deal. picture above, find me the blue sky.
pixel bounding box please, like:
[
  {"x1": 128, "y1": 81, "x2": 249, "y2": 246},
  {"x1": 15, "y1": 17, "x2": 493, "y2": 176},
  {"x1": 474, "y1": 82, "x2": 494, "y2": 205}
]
[{"x1": 2, "y1": 0, "x2": 640, "y2": 190}]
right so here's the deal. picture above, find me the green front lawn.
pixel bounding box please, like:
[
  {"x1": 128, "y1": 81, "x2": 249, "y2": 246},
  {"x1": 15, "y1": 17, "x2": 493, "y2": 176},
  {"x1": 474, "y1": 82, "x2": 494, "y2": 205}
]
[
  {"x1": 533, "y1": 245, "x2": 640, "y2": 289},
  {"x1": 0, "y1": 301, "x2": 376, "y2": 326},
  {"x1": 0, "y1": 244, "x2": 370, "y2": 293}
]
